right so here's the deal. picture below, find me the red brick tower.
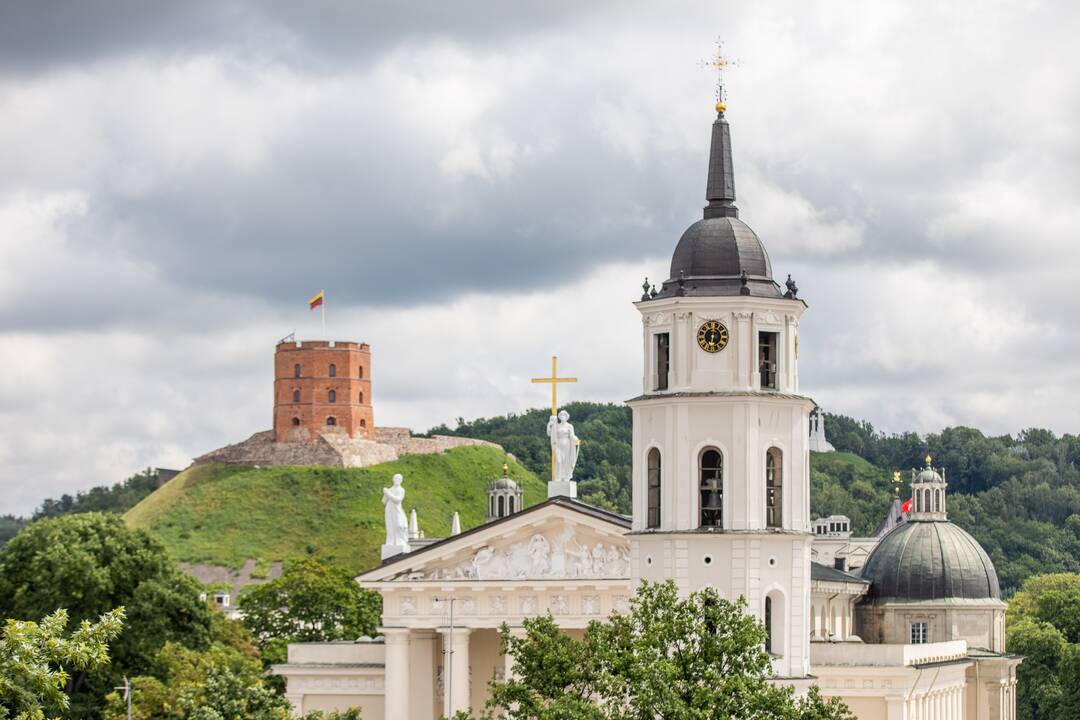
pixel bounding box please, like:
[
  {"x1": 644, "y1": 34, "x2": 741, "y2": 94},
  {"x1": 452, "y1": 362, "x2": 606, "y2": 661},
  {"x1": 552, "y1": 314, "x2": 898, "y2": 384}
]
[{"x1": 273, "y1": 341, "x2": 374, "y2": 442}]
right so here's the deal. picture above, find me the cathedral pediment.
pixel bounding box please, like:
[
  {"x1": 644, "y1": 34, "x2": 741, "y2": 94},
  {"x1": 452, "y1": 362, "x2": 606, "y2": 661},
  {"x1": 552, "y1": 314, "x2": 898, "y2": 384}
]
[{"x1": 357, "y1": 497, "x2": 630, "y2": 585}]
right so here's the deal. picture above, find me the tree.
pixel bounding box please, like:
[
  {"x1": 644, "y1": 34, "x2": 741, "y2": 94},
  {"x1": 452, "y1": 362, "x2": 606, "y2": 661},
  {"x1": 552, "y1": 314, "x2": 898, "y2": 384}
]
[
  {"x1": 239, "y1": 558, "x2": 381, "y2": 653},
  {"x1": 480, "y1": 581, "x2": 854, "y2": 719},
  {"x1": 104, "y1": 640, "x2": 291, "y2": 720},
  {"x1": 0, "y1": 513, "x2": 214, "y2": 718},
  {"x1": 0, "y1": 608, "x2": 124, "y2": 720}
]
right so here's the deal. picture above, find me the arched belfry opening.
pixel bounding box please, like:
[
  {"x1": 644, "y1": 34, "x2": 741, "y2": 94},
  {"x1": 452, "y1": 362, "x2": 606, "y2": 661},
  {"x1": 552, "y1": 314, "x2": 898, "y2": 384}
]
[
  {"x1": 647, "y1": 448, "x2": 662, "y2": 529},
  {"x1": 699, "y1": 449, "x2": 723, "y2": 528},
  {"x1": 766, "y1": 447, "x2": 783, "y2": 528}
]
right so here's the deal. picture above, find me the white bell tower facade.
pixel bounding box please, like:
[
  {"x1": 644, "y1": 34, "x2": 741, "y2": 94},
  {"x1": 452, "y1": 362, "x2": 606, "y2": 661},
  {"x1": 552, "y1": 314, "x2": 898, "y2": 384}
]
[{"x1": 628, "y1": 102, "x2": 813, "y2": 679}]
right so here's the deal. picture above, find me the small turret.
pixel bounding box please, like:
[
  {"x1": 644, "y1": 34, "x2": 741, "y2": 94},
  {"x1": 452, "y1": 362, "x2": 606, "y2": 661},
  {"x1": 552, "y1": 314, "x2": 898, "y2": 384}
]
[{"x1": 487, "y1": 462, "x2": 523, "y2": 522}]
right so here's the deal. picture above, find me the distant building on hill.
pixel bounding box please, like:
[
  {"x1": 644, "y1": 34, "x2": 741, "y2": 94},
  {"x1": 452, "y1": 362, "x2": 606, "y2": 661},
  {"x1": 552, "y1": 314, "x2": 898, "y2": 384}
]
[
  {"x1": 274, "y1": 340, "x2": 374, "y2": 442},
  {"x1": 192, "y1": 338, "x2": 499, "y2": 470}
]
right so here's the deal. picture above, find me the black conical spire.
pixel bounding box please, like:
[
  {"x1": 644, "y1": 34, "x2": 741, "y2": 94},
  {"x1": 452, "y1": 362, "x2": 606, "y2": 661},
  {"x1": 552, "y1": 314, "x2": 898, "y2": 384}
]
[{"x1": 703, "y1": 105, "x2": 737, "y2": 219}]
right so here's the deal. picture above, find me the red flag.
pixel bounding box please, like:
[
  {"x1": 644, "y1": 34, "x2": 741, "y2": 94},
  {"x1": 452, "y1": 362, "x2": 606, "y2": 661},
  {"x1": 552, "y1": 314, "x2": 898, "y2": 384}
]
[{"x1": 902, "y1": 498, "x2": 912, "y2": 514}]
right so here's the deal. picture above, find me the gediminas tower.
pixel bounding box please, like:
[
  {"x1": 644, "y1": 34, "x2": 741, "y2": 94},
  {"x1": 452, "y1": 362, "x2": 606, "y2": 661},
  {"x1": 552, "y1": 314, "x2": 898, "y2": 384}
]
[{"x1": 273, "y1": 340, "x2": 374, "y2": 442}]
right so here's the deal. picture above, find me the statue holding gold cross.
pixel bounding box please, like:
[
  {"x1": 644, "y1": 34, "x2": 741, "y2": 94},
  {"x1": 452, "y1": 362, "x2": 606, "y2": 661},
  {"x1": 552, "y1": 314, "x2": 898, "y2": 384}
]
[{"x1": 531, "y1": 356, "x2": 580, "y2": 498}]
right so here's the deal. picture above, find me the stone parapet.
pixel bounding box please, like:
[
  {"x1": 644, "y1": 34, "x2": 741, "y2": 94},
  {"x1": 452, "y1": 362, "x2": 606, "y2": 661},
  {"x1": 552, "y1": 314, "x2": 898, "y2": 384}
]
[{"x1": 193, "y1": 428, "x2": 502, "y2": 470}]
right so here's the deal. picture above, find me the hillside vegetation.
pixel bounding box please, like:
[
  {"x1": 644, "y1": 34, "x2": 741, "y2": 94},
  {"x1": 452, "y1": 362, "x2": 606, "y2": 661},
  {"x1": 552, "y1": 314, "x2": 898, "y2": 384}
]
[
  {"x1": 125, "y1": 445, "x2": 541, "y2": 574},
  {"x1": 441, "y1": 404, "x2": 1080, "y2": 594}
]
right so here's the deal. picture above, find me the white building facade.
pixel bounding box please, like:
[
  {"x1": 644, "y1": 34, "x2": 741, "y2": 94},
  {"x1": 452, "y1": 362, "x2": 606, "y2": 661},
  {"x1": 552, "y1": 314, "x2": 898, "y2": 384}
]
[{"x1": 273, "y1": 103, "x2": 1020, "y2": 720}]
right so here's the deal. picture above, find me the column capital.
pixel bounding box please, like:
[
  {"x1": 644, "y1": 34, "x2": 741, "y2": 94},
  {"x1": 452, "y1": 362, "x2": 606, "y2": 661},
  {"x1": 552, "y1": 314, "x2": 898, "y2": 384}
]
[
  {"x1": 437, "y1": 626, "x2": 474, "y2": 638},
  {"x1": 379, "y1": 627, "x2": 411, "y2": 644}
]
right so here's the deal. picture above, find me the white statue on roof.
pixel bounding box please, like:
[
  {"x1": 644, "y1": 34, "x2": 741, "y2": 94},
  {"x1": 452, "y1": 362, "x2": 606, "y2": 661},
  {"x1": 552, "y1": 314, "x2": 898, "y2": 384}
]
[
  {"x1": 381, "y1": 473, "x2": 410, "y2": 559},
  {"x1": 547, "y1": 410, "x2": 580, "y2": 483}
]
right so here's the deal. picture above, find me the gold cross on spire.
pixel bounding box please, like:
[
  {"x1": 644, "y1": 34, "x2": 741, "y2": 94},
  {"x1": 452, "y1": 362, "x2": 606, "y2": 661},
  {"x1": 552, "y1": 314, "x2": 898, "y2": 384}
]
[
  {"x1": 700, "y1": 38, "x2": 738, "y2": 114},
  {"x1": 531, "y1": 356, "x2": 577, "y2": 483},
  {"x1": 892, "y1": 470, "x2": 904, "y2": 497}
]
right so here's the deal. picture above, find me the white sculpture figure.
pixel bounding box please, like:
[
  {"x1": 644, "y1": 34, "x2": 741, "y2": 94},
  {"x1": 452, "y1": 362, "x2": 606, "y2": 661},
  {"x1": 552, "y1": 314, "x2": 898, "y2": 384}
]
[
  {"x1": 546, "y1": 410, "x2": 580, "y2": 497},
  {"x1": 381, "y1": 473, "x2": 410, "y2": 559}
]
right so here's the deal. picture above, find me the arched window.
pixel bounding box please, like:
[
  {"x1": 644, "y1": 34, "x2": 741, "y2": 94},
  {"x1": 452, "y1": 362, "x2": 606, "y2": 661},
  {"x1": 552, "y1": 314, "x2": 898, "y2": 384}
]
[
  {"x1": 766, "y1": 448, "x2": 782, "y2": 528},
  {"x1": 489, "y1": 496, "x2": 495, "y2": 517},
  {"x1": 765, "y1": 596, "x2": 774, "y2": 654},
  {"x1": 508, "y1": 496, "x2": 515, "y2": 514},
  {"x1": 360, "y1": 419, "x2": 367, "y2": 428},
  {"x1": 699, "y1": 449, "x2": 723, "y2": 528},
  {"x1": 647, "y1": 448, "x2": 661, "y2": 529},
  {"x1": 294, "y1": 363, "x2": 301, "y2": 378},
  {"x1": 291, "y1": 417, "x2": 300, "y2": 426},
  {"x1": 328, "y1": 389, "x2": 336, "y2": 403},
  {"x1": 498, "y1": 496, "x2": 505, "y2": 518},
  {"x1": 358, "y1": 366, "x2": 364, "y2": 379},
  {"x1": 328, "y1": 364, "x2": 336, "y2": 377},
  {"x1": 359, "y1": 391, "x2": 364, "y2": 404},
  {"x1": 326, "y1": 416, "x2": 336, "y2": 426},
  {"x1": 292, "y1": 389, "x2": 300, "y2": 402}
]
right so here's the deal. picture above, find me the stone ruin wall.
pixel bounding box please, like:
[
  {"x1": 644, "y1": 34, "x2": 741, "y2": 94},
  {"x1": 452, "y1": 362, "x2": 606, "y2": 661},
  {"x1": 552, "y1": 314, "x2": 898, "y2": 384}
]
[{"x1": 192, "y1": 427, "x2": 502, "y2": 470}]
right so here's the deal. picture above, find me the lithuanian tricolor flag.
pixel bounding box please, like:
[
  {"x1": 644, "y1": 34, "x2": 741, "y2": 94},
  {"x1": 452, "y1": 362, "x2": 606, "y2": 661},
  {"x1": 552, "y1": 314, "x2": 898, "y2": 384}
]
[{"x1": 309, "y1": 291, "x2": 324, "y2": 310}]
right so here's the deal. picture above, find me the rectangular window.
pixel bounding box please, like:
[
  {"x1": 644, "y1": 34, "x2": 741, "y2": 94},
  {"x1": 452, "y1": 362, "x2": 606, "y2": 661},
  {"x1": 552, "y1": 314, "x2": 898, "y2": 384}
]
[
  {"x1": 758, "y1": 332, "x2": 778, "y2": 389},
  {"x1": 655, "y1": 333, "x2": 670, "y2": 391},
  {"x1": 910, "y1": 621, "x2": 928, "y2": 644}
]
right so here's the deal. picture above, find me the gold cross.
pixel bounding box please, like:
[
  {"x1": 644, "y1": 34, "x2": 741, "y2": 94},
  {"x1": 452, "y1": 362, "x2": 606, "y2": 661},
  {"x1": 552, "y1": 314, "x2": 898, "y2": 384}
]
[
  {"x1": 700, "y1": 38, "x2": 739, "y2": 113},
  {"x1": 531, "y1": 356, "x2": 577, "y2": 483},
  {"x1": 892, "y1": 470, "x2": 904, "y2": 498}
]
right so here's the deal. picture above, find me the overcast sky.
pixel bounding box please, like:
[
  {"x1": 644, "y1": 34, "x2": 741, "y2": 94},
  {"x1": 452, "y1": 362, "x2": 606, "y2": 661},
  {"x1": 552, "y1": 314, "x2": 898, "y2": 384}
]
[{"x1": 1, "y1": 0, "x2": 1078, "y2": 515}]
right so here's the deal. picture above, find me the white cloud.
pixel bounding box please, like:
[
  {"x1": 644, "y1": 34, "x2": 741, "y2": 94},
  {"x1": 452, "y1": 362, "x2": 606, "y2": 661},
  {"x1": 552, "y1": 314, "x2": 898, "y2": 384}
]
[{"x1": 2, "y1": 0, "x2": 1080, "y2": 515}]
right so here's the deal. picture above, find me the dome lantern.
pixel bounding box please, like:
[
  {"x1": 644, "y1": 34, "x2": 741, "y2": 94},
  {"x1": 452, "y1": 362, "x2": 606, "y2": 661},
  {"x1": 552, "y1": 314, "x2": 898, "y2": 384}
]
[
  {"x1": 486, "y1": 462, "x2": 523, "y2": 522},
  {"x1": 909, "y1": 455, "x2": 948, "y2": 521}
]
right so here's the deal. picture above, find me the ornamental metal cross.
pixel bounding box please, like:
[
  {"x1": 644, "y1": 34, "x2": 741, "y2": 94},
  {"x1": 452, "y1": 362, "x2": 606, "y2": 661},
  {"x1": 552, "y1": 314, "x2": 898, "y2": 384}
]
[
  {"x1": 700, "y1": 38, "x2": 739, "y2": 110},
  {"x1": 531, "y1": 356, "x2": 577, "y2": 483}
]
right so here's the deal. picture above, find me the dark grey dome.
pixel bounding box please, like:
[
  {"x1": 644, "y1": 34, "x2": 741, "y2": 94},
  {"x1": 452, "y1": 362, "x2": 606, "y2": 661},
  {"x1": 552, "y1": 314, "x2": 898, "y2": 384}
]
[
  {"x1": 860, "y1": 520, "x2": 1000, "y2": 602},
  {"x1": 657, "y1": 216, "x2": 781, "y2": 298}
]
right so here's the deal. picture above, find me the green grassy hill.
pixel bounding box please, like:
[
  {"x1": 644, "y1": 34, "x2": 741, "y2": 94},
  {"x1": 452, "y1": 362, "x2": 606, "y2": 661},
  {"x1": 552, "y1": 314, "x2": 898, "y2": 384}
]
[{"x1": 125, "y1": 445, "x2": 542, "y2": 575}]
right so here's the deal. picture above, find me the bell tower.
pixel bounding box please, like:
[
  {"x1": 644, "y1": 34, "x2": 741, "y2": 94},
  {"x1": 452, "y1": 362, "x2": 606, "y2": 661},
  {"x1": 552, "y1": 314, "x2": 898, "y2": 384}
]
[{"x1": 628, "y1": 93, "x2": 813, "y2": 678}]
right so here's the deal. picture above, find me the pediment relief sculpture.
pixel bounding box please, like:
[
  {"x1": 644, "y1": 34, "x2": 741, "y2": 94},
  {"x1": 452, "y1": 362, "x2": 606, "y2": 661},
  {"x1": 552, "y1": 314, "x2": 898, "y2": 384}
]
[{"x1": 390, "y1": 527, "x2": 629, "y2": 581}]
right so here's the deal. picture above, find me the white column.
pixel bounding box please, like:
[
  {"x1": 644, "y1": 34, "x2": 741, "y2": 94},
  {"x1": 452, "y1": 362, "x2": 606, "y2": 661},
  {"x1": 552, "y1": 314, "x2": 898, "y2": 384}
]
[
  {"x1": 410, "y1": 630, "x2": 437, "y2": 720},
  {"x1": 440, "y1": 627, "x2": 471, "y2": 716},
  {"x1": 285, "y1": 693, "x2": 304, "y2": 717},
  {"x1": 382, "y1": 628, "x2": 411, "y2": 720}
]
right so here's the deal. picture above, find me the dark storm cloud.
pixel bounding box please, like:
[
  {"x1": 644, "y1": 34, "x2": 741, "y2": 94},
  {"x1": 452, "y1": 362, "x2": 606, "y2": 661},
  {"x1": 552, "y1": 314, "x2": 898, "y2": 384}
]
[{"x1": 0, "y1": 0, "x2": 622, "y2": 75}]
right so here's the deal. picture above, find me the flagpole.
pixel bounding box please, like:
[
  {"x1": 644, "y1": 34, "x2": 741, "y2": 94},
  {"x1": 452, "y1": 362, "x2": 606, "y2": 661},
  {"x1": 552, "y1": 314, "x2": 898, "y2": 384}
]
[{"x1": 321, "y1": 289, "x2": 326, "y2": 341}]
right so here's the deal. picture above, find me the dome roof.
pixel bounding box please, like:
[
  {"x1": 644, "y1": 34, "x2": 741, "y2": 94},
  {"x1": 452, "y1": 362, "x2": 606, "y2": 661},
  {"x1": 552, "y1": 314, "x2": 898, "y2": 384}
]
[
  {"x1": 491, "y1": 476, "x2": 518, "y2": 491},
  {"x1": 915, "y1": 468, "x2": 944, "y2": 484},
  {"x1": 860, "y1": 520, "x2": 1000, "y2": 602},
  {"x1": 650, "y1": 109, "x2": 788, "y2": 301},
  {"x1": 659, "y1": 216, "x2": 781, "y2": 298}
]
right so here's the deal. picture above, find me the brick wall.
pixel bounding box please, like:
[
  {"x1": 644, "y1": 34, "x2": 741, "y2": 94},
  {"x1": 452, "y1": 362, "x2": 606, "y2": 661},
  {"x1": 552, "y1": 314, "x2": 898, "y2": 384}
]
[{"x1": 273, "y1": 341, "x2": 374, "y2": 442}]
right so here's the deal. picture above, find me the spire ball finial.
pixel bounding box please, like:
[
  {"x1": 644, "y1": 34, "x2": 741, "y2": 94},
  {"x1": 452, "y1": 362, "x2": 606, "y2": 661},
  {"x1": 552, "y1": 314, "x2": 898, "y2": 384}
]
[{"x1": 925, "y1": 454, "x2": 933, "y2": 468}]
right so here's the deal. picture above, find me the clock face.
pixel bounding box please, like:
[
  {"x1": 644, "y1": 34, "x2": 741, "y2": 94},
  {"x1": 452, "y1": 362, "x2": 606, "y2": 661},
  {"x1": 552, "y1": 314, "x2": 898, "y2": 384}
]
[{"x1": 697, "y1": 320, "x2": 730, "y2": 353}]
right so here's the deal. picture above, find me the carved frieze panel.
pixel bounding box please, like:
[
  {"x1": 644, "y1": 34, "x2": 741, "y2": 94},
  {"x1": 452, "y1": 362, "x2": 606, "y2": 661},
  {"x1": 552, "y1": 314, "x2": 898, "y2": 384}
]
[{"x1": 391, "y1": 527, "x2": 630, "y2": 582}]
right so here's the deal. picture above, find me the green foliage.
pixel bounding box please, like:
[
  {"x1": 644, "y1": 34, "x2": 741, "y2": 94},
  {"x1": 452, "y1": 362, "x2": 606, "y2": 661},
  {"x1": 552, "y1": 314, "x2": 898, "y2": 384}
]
[
  {"x1": 0, "y1": 608, "x2": 124, "y2": 720},
  {"x1": 0, "y1": 516, "x2": 27, "y2": 549},
  {"x1": 103, "y1": 641, "x2": 291, "y2": 720},
  {"x1": 476, "y1": 581, "x2": 853, "y2": 720},
  {"x1": 809, "y1": 452, "x2": 894, "y2": 536},
  {"x1": 1006, "y1": 573, "x2": 1080, "y2": 720},
  {"x1": 33, "y1": 469, "x2": 161, "y2": 521},
  {"x1": 239, "y1": 558, "x2": 381, "y2": 644},
  {"x1": 125, "y1": 446, "x2": 542, "y2": 574},
  {"x1": 1, "y1": 468, "x2": 161, "y2": 551},
  {"x1": 431, "y1": 403, "x2": 632, "y2": 514},
  {"x1": 0, "y1": 513, "x2": 214, "y2": 718}
]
